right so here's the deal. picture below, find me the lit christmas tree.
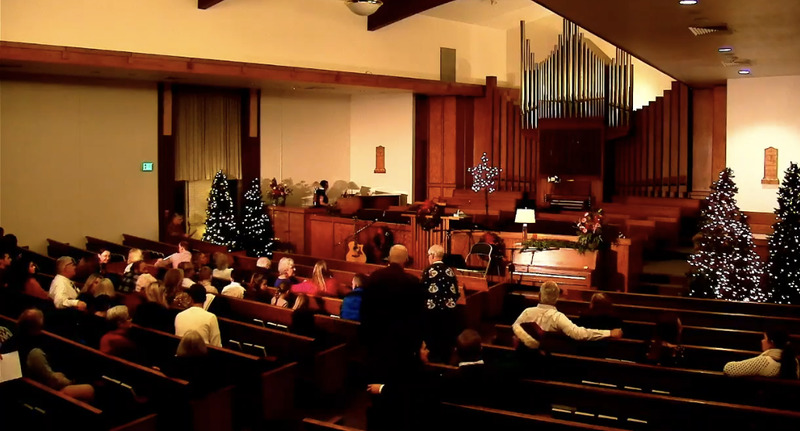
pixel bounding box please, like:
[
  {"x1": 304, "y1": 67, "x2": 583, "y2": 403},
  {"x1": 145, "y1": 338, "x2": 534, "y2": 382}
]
[
  {"x1": 240, "y1": 178, "x2": 275, "y2": 257},
  {"x1": 688, "y1": 168, "x2": 766, "y2": 301},
  {"x1": 768, "y1": 162, "x2": 800, "y2": 304},
  {"x1": 202, "y1": 170, "x2": 239, "y2": 249}
]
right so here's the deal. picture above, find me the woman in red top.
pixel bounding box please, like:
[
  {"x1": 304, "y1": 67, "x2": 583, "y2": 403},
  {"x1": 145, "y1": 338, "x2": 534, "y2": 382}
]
[{"x1": 291, "y1": 260, "x2": 341, "y2": 297}]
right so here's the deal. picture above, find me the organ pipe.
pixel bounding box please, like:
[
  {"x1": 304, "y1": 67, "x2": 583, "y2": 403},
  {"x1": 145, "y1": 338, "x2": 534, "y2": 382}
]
[{"x1": 520, "y1": 18, "x2": 633, "y2": 129}]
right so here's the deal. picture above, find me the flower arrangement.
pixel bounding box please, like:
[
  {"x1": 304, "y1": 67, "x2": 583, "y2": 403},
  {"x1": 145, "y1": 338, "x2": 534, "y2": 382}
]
[
  {"x1": 576, "y1": 209, "x2": 605, "y2": 253},
  {"x1": 269, "y1": 178, "x2": 292, "y2": 206}
]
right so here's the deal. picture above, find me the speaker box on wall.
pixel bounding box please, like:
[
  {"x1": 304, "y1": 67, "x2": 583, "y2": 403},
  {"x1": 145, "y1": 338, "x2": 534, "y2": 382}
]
[{"x1": 440, "y1": 47, "x2": 456, "y2": 83}]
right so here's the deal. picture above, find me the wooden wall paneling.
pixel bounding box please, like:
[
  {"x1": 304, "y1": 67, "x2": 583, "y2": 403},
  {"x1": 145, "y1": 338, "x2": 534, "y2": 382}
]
[
  {"x1": 414, "y1": 95, "x2": 430, "y2": 201},
  {"x1": 157, "y1": 83, "x2": 177, "y2": 241},
  {"x1": 442, "y1": 96, "x2": 458, "y2": 197},
  {"x1": 690, "y1": 88, "x2": 713, "y2": 198},
  {"x1": 491, "y1": 85, "x2": 501, "y2": 174},
  {"x1": 670, "y1": 82, "x2": 681, "y2": 198},
  {"x1": 498, "y1": 95, "x2": 507, "y2": 190},
  {"x1": 679, "y1": 83, "x2": 690, "y2": 197},
  {"x1": 653, "y1": 97, "x2": 663, "y2": 196},
  {"x1": 427, "y1": 97, "x2": 444, "y2": 197},
  {"x1": 240, "y1": 89, "x2": 260, "y2": 186},
  {"x1": 456, "y1": 97, "x2": 473, "y2": 191},
  {"x1": 473, "y1": 78, "x2": 494, "y2": 160},
  {"x1": 711, "y1": 86, "x2": 727, "y2": 181},
  {"x1": 309, "y1": 217, "x2": 334, "y2": 259},
  {"x1": 647, "y1": 101, "x2": 656, "y2": 197}
]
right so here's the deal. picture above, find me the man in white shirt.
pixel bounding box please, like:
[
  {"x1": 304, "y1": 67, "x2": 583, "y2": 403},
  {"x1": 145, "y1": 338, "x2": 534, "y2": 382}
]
[
  {"x1": 174, "y1": 284, "x2": 222, "y2": 347},
  {"x1": 156, "y1": 241, "x2": 192, "y2": 270},
  {"x1": 512, "y1": 281, "x2": 622, "y2": 349},
  {"x1": 49, "y1": 256, "x2": 87, "y2": 310}
]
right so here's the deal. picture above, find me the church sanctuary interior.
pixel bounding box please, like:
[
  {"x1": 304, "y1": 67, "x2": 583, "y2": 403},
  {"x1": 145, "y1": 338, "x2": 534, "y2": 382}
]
[{"x1": 2, "y1": 0, "x2": 800, "y2": 430}]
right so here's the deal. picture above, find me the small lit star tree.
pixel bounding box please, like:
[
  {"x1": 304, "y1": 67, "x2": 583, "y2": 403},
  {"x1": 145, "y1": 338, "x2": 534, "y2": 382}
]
[
  {"x1": 202, "y1": 170, "x2": 239, "y2": 249},
  {"x1": 468, "y1": 152, "x2": 502, "y2": 217},
  {"x1": 768, "y1": 162, "x2": 800, "y2": 304},
  {"x1": 240, "y1": 178, "x2": 275, "y2": 257},
  {"x1": 688, "y1": 168, "x2": 766, "y2": 301}
]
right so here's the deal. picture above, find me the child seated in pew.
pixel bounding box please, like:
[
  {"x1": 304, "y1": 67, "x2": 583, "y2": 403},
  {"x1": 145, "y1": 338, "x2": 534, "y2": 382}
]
[
  {"x1": 197, "y1": 266, "x2": 217, "y2": 294},
  {"x1": 340, "y1": 273, "x2": 366, "y2": 321},
  {"x1": 291, "y1": 260, "x2": 342, "y2": 297},
  {"x1": 574, "y1": 293, "x2": 623, "y2": 330},
  {"x1": 272, "y1": 279, "x2": 307, "y2": 310},
  {"x1": 248, "y1": 273, "x2": 272, "y2": 303},
  {"x1": 644, "y1": 312, "x2": 686, "y2": 367}
]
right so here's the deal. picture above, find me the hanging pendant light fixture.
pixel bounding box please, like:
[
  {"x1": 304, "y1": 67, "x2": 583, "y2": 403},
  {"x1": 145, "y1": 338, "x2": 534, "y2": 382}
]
[{"x1": 345, "y1": 0, "x2": 383, "y2": 17}]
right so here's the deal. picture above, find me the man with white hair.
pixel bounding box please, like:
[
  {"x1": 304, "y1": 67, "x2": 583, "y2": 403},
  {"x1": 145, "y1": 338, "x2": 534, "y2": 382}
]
[
  {"x1": 422, "y1": 244, "x2": 463, "y2": 362},
  {"x1": 49, "y1": 256, "x2": 87, "y2": 310},
  {"x1": 361, "y1": 244, "x2": 425, "y2": 380},
  {"x1": 100, "y1": 305, "x2": 138, "y2": 361},
  {"x1": 512, "y1": 281, "x2": 623, "y2": 349}
]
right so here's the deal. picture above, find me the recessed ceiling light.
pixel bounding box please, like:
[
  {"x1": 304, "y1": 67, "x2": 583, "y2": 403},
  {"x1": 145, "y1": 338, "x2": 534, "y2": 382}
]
[
  {"x1": 679, "y1": 0, "x2": 698, "y2": 4},
  {"x1": 738, "y1": 69, "x2": 751, "y2": 75},
  {"x1": 718, "y1": 47, "x2": 733, "y2": 53}
]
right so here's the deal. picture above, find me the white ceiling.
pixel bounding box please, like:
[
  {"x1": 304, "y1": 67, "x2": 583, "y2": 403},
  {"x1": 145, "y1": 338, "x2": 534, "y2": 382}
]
[{"x1": 421, "y1": 0, "x2": 553, "y2": 29}]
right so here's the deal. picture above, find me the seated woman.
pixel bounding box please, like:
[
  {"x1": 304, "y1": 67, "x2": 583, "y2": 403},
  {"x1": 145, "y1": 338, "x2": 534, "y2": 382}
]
[
  {"x1": 6, "y1": 309, "x2": 95, "y2": 402},
  {"x1": 160, "y1": 330, "x2": 219, "y2": 396},
  {"x1": 133, "y1": 280, "x2": 174, "y2": 333},
  {"x1": 124, "y1": 248, "x2": 144, "y2": 273},
  {"x1": 291, "y1": 260, "x2": 341, "y2": 297},
  {"x1": 8, "y1": 258, "x2": 50, "y2": 300},
  {"x1": 724, "y1": 330, "x2": 799, "y2": 378},
  {"x1": 274, "y1": 257, "x2": 299, "y2": 287},
  {"x1": 575, "y1": 293, "x2": 623, "y2": 330},
  {"x1": 644, "y1": 312, "x2": 685, "y2": 367},
  {"x1": 211, "y1": 253, "x2": 233, "y2": 281},
  {"x1": 164, "y1": 268, "x2": 191, "y2": 310}
]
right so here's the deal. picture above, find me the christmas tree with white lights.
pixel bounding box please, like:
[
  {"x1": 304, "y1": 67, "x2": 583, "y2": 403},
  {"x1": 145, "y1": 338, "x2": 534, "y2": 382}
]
[
  {"x1": 688, "y1": 168, "x2": 766, "y2": 301},
  {"x1": 240, "y1": 178, "x2": 275, "y2": 257},
  {"x1": 202, "y1": 170, "x2": 239, "y2": 249},
  {"x1": 768, "y1": 162, "x2": 800, "y2": 304}
]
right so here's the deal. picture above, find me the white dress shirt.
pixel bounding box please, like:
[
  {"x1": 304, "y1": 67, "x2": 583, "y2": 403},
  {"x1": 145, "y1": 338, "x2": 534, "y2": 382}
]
[
  {"x1": 48, "y1": 274, "x2": 81, "y2": 309},
  {"x1": 512, "y1": 303, "x2": 610, "y2": 349},
  {"x1": 174, "y1": 306, "x2": 222, "y2": 347}
]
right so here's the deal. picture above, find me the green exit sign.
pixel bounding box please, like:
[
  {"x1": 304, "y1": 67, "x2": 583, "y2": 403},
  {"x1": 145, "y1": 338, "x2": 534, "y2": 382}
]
[{"x1": 141, "y1": 162, "x2": 154, "y2": 172}]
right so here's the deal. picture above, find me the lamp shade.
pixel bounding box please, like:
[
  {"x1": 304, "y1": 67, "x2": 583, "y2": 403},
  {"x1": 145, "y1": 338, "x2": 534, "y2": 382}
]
[
  {"x1": 514, "y1": 208, "x2": 537, "y2": 224},
  {"x1": 345, "y1": 0, "x2": 383, "y2": 16}
]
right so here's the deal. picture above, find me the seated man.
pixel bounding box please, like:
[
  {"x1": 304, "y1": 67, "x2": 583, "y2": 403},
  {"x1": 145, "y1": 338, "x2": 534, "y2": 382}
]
[
  {"x1": 174, "y1": 284, "x2": 222, "y2": 347},
  {"x1": 48, "y1": 256, "x2": 87, "y2": 310},
  {"x1": 442, "y1": 329, "x2": 512, "y2": 407},
  {"x1": 155, "y1": 240, "x2": 192, "y2": 269},
  {"x1": 512, "y1": 281, "x2": 622, "y2": 349}
]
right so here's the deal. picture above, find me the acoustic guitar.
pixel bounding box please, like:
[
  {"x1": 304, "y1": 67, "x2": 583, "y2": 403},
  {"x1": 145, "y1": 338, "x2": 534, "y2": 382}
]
[{"x1": 346, "y1": 238, "x2": 366, "y2": 263}]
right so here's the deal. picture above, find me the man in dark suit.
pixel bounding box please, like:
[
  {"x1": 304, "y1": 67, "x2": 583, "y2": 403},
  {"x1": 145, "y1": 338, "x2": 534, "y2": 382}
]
[
  {"x1": 361, "y1": 244, "x2": 425, "y2": 382},
  {"x1": 442, "y1": 329, "x2": 515, "y2": 408}
]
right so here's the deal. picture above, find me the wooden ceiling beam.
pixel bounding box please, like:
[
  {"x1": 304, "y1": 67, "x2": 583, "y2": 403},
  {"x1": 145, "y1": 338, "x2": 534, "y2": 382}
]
[
  {"x1": 367, "y1": 0, "x2": 457, "y2": 31},
  {"x1": 198, "y1": 0, "x2": 227, "y2": 10}
]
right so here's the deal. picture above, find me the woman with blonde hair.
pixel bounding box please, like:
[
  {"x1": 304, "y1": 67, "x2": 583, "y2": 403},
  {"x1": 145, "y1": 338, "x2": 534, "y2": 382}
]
[
  {"x1": 81, "y1": 274, "x2": 104, "y2": 295},
  {"x1": 164, "y1": 268, "x2": 191, "y2": 309},
  {"x1": 133, "y1": 281, "x2": 173, "y2": 333},
  {"x1": 212, "y1": 252, "x2": 233, "y2": 281},
  {"x1": 124, "y1": 248, "x2": 144, "y2": 273},
  {"x1": 291, "y1": 260, "x2": 341, "y2": 297}
]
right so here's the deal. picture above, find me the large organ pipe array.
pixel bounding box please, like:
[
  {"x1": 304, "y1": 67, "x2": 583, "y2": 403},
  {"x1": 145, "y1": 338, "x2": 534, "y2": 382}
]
[{"x1": 521, "y1": 19, "x2": 634, "y2": 129}]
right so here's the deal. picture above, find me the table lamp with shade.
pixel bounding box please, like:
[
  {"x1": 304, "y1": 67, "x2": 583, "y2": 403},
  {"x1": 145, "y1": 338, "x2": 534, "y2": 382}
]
[{"x1": 515, "y1": 208, "x2": 537, "y2": 240}]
